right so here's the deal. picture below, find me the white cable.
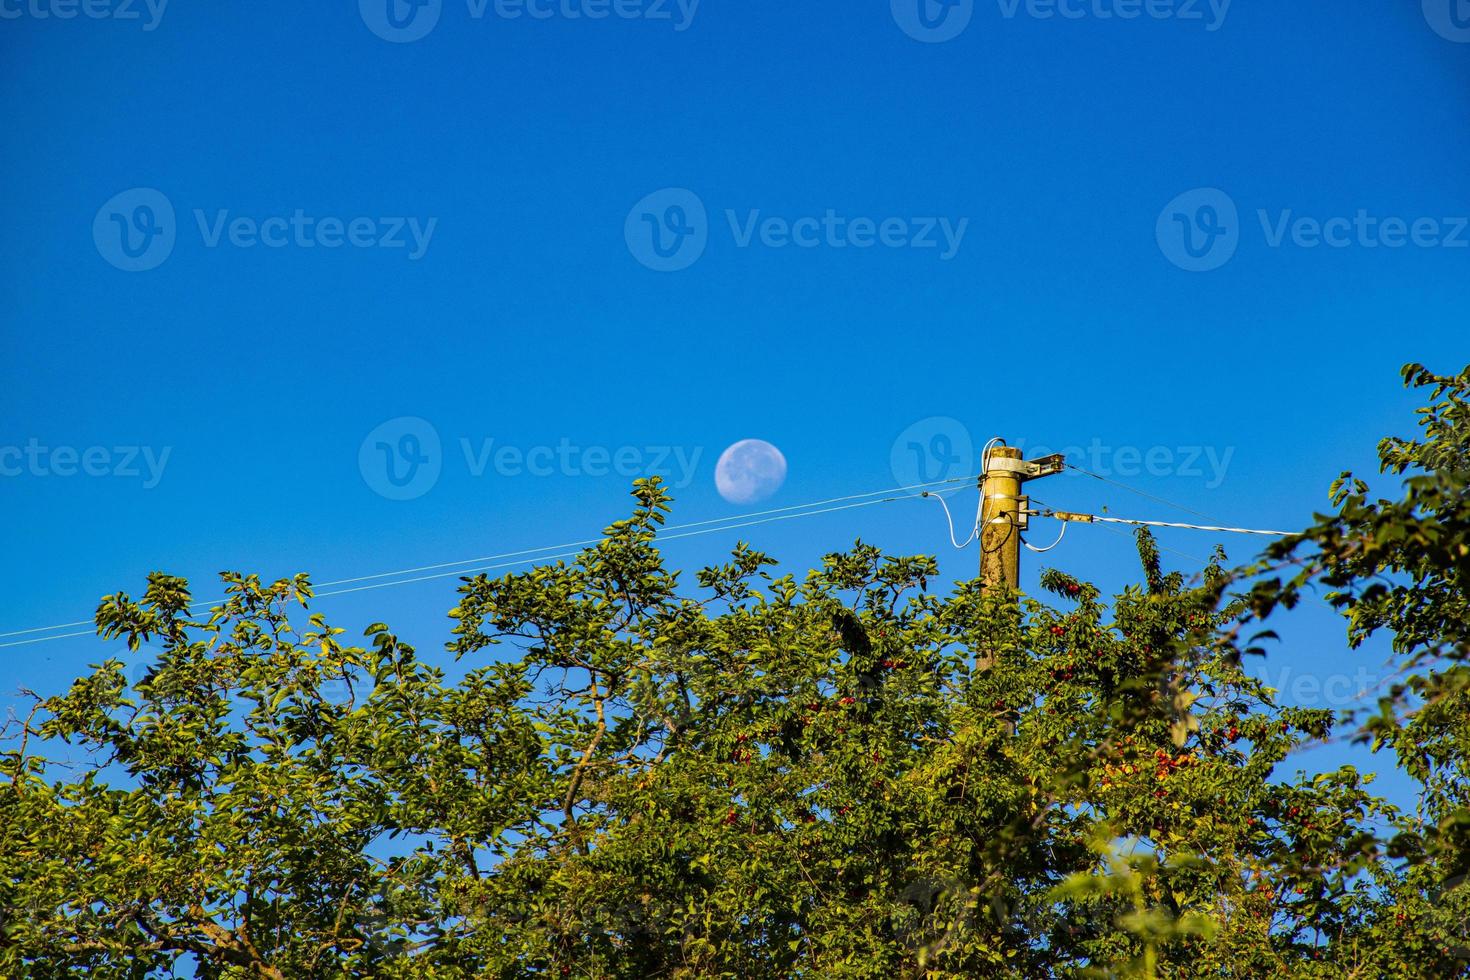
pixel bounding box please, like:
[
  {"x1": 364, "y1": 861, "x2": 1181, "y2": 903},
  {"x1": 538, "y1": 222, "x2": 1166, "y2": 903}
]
[
  {"x1": 921, "y1": 491, "x2": 978, "y2": 549},
  {"x1": 1023, "y1": 521, "x2": 1068, "y2": 554},
  {"x1": 312, "y1": 473, "x2": 976, "y2": 592},
  {"x1": 914, "y1": 435, "x2": 1006, "y2": 552},
  {"x1": 0, "y1": 472, "x2": 979, "y2": 642},
  {"x1": 1092, "y1": 516, "x2": 1294, "y2": 536},
  {"x1": 979, "y1": 437, "x2": 1005, "y2": 483},
  {"x1": 0, "y1": 629, "x2": 95, "y2": 649},
  {"x1": 0, "y1": 482, "x2": 966, "y2": 649},
  {"x1": 1039, "y1": 509, "x2": 1294, "y2": 537},
  {"x1": 959, "y1": 436, "x2": 1008, "y2": 546},
  {"x1": 310, "y1": 496, "x2": 924, "y2": 601}
]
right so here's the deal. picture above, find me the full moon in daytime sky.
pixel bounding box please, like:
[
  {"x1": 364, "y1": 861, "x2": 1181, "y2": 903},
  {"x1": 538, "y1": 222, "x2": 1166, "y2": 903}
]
[{"x1": 714, "y1": 439, "x2": 787, "y2": 505}]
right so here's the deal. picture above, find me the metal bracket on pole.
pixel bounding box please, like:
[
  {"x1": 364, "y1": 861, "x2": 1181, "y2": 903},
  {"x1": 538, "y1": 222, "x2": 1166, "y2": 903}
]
[
  {"x1": 1025, "y1": 453, "x2": 1067, "y2": 479},
  {"x1": 980, "y1": 446, "x2": 1066, "y2": 591},
  {"x1": 984, "y1": 453, "x2": 1067, "y2": 481}
]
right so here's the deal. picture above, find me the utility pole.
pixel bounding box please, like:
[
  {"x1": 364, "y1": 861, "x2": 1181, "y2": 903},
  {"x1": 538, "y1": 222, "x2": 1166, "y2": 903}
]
[{"x1": 979, "y1": 444, "x2": 1065, "y2": 590}]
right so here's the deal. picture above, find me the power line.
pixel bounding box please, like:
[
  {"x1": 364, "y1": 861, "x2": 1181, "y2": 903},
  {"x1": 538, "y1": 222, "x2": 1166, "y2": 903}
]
[
  {"x1": 307, "y1": 493, "x2": 963, "y2": 602},
  {"x1": 1063, "y1": 463, "x2": 1218, "y2": 522},
  {"x1": 1025, "y1": 495, "x2": 1213, "y2": 566},
  {"x1": 0, "y1": 460, "x2": 1304, "y2": 651},
  {"x1": 0, "y1": 629, "x2": 95, "y2": 649},
  {"x1": 1037, "y1": 508, "x2": 1295, "y2": 537},
  {"x1": 1087, "y1": 519, "x2": 1212, "y2": 567},
  {"x1": 0, "y1": 476, "x2": 974, "y2": 649}
]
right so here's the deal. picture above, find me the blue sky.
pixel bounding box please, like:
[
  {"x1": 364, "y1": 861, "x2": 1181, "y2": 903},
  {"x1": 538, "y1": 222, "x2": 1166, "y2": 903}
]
[{"x1": 2, "y1": 1, "x2": 1467, "y2": 802}]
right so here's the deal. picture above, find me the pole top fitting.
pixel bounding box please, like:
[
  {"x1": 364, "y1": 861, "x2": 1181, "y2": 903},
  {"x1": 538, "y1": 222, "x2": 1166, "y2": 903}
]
[{"x1": 984, "y1": 452, "x2": 1067, "y2": 481}]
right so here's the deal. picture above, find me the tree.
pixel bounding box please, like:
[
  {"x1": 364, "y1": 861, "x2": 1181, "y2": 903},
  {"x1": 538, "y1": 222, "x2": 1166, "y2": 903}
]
[
  {"x1": 1251, "y1": 363, "x2": 1470, "y2": 974},
  {"x1": 2, "y1": 365, "x2": 1468, "y2": 978}
]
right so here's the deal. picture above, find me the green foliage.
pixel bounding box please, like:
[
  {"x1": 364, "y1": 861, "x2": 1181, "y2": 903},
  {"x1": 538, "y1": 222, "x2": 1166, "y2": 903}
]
[
  {"x1": 1249, "y1": 363, "x2": 1470, "y2": 978},
  {"x1": 2, "y1": 366, "x2": 1469, "y2": 977}
]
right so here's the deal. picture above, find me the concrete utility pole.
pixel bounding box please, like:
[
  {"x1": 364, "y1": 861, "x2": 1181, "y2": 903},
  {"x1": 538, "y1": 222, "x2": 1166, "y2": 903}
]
[{"x1": 979, "y1": 444, "x2": 1065, "y2": 590}]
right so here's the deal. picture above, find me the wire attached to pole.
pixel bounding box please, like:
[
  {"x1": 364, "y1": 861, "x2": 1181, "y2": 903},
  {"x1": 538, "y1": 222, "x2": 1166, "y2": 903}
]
[
  {"x1": 1023, "y1": 521, "x2": 1068, "y2": 553},
  {"x1": 0, "y1": 474, "x2": 983, "y2": 649},
  {"x1": 916, "y1": 437, "x2": 1009, "y2": 554},
  {"x1": 921, "y1": 490, "x2": 980, "y2": 549},
  {"x1": 1035, "y1": 508, "x2": 1295, "y2": 537}
]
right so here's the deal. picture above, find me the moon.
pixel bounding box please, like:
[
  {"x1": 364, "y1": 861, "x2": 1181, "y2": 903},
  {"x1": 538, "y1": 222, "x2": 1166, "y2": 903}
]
[{"x1": 715, "y1": 439, "x2": 787, "y2": 505}]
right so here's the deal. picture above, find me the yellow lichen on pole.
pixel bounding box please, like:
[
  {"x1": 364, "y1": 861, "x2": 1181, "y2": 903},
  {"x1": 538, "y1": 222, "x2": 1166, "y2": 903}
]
[{"x1": 980, "y1": 445, "x2": 1024, "y2": 591}]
